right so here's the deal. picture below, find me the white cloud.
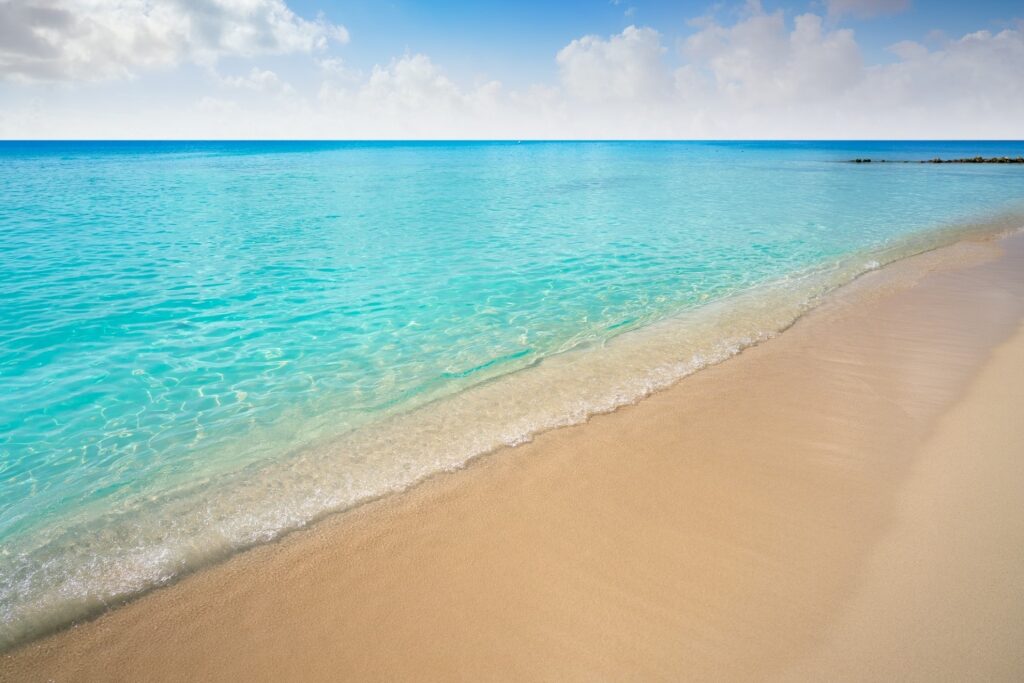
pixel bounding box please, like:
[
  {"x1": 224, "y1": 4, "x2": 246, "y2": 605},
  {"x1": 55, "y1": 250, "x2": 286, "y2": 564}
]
[
  {"x1": 826, "y1": 0, "x2": 910, "y2": 19},
  {"x1": 312, "y1": 54, "x2": 514, "y2": 138},
  {"x1": 863, "y1": 27, "x2": 1024, "y2": 115},
  {"x1": 683, "y1": 10, "x2": 863, "y2": 105},
  {"x1": 556, "y1": 26, "x2": 669, "y2": 102},
  {"x1": 576, "y1": 8, "x2": 1020, "y2": 137},
  {"x1": 674, "y1": 9, "x2": 1023, "y2": 137},
  {"x1": 317, "y1": 57, "x2": 360, "y2": 83},
  {"x1": 219, "y1": 67, "x2": 292, "y2": 94},
  {"x1": 360, "y1": 54, "x2": 465, "y2": 112},
  {"x1": 196, "y1": 94, "x2": 239, "y2": 115},
  {"x1": 1, "y1": 4, "x2": 1022, "y2": 139},
  {"x1": 0, "y1": 0, "x2": 348, "y2": 82}
]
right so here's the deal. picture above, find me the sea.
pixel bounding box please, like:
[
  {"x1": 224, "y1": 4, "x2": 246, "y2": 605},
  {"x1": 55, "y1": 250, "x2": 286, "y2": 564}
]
[{"x1": 2, "y1": 140, "x2": 1024, "y2": 648}]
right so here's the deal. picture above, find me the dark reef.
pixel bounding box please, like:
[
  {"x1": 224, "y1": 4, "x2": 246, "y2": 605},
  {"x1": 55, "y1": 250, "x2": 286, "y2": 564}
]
[{"x1": 851, "y1": 156, "x2": 1024, "y2": 164}]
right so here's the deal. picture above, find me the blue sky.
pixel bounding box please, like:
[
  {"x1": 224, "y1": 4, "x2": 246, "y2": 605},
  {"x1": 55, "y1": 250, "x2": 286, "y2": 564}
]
[
  {"x1": 292, "y1": 0, "x2": 1020, "y2": 78},
  {"x1": 1, "y1": 0, "x2": 1022, "y2": 138}
]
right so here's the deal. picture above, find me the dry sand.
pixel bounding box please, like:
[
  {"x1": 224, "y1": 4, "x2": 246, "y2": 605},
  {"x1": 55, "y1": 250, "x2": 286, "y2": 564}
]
[{"x1": 4, "y1": 233, "x2": 1024, "y2": 682}]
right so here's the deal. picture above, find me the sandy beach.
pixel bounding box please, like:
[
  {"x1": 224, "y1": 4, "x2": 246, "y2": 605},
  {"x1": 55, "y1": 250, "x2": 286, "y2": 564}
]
[{"x1": 4, "y1": 231, "x2": 1024, "y2": 681}]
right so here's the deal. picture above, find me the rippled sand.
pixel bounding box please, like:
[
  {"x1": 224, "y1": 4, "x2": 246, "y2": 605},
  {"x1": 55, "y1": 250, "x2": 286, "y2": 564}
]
[{"x1": 4, "y1": 232, "x2": 1024, "y2": 681}]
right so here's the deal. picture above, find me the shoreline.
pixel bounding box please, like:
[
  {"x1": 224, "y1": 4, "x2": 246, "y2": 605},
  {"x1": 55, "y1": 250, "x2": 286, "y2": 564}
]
[
  {"x1": 5, "y1": 212, "x2": 1024, "y2": 651},
  {"x1": 0, "y1": 203, "x2": 1014, "y2": 652},
  {"x1": 5, "y1": 230, "x2": 1024, "y2": 679}
]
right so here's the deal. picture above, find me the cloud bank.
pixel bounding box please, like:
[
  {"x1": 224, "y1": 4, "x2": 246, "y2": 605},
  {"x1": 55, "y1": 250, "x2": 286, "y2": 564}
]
[
  {"x1": 556, "y1": 25, "x2": 668, "y2": 102},
  {"x1": 0, "y1": 0, "x2": 347, "y2": 82},
  {"x1": 0, "y1": 0, "x2": 1021, "y2": 138}
]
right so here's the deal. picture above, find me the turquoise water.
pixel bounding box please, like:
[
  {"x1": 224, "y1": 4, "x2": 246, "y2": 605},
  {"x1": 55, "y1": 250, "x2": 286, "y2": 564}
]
[{"x1": 2, "y1": 140, "x2": 1024, "y2": 646}]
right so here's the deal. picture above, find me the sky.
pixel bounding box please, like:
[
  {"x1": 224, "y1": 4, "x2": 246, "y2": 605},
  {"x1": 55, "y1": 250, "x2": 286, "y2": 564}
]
[{"x1": 0, "y1": 0, "x2": 1022, "y2": 139}]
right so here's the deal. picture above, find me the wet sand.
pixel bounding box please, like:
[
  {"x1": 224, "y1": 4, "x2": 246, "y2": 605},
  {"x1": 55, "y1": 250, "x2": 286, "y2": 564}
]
[{"x1": 4, "y1": 233, "x2": 1024, "y2": 681}]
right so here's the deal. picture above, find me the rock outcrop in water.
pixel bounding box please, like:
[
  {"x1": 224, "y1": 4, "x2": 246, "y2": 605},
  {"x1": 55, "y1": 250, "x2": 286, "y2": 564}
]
[{"x1": 851, "y1": 157, "x2": 1024, "y2": 164}]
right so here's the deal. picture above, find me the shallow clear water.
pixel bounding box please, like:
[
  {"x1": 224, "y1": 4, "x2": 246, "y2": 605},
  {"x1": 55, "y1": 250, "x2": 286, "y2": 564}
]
[{"x1": 2, "y1": 140, "x2": 1024, "y2": 646}]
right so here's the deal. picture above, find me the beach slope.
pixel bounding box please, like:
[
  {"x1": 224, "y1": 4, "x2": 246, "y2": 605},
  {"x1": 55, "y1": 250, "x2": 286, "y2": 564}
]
[{"x1": 4, "y1": 233, "x2": 1024, "y2": 681}]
